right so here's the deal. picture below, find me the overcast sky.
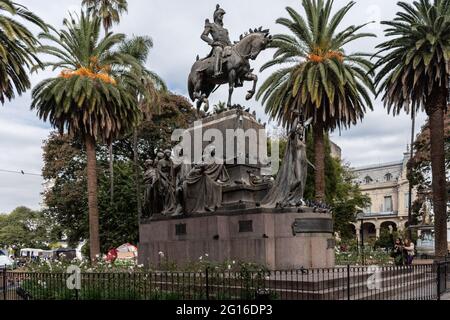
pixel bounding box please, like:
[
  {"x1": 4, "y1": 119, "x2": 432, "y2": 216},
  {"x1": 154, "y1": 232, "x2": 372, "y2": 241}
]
[{"x1": 0, "y1": 0, "x2": 427, "y2": 213}]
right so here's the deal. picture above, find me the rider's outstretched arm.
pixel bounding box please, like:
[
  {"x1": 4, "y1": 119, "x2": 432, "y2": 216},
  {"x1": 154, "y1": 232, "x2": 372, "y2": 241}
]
[{"x1": 201, "y1": 20, "x2": 214, "y2": 45}]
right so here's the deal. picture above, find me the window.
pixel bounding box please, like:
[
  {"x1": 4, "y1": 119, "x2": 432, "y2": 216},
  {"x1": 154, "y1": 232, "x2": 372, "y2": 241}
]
[
  {"x1": 384, "y1": 196, "x2": 393, "y2": 212},
  {"x1": 364, "y1": 176, "x2": 373, "y2": 184},
  {"x1": 385, "y1": 173, "x2": 393, "y2": 182}
]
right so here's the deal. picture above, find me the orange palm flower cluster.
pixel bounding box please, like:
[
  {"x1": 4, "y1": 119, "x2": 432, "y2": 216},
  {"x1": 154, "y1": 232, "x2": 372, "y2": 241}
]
[
  {"x1": 59, "y1": 56, "x2": 116, "y2": 85},
  {"x1": 307, "y1": 50, "x2": 344, "y2": 63}
]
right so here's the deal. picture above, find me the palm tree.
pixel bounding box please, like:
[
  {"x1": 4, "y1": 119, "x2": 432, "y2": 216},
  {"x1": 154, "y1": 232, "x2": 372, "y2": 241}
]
[
  {"x1": 31, "y1": 12, "x2": 142, "y2": 260},
  {"x1": 0, "y1": 0, "x2": 47, "y2": 104},
  {"x1": 82, "y1": 0, "x2": 129, "y2": 206},
  {"x1": 257, "y1": 0, "x2": 375, "y2": 202},
  {"x1": 82, "y1": 0, "x2": 128, "y2": 35},
  {"x1": 374, "y1": 0, "x2": 449, "y2": 259},
  {"x1": 118, "y1": 36, "x2": 167, "y2": 220}
]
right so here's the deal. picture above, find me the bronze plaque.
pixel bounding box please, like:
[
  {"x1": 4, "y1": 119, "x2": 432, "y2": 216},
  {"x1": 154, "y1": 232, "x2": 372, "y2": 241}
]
[{"x1": 292, "y1": 219, "x2": 333, "y2": 235}]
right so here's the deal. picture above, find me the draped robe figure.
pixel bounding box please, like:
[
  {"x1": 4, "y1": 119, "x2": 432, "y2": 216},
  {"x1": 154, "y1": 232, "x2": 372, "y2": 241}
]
[
  {"x1": 172, "y1": 149, "x2": 192, "y2": 216},
  {"x1": 183, "y1": 147, "x2": 227, "y2": 215},
  {"x1": 143, "y1": 160, "x2": 159, "y2": 217},
  {"x1": 156, "y1": 150, "x2": 178, "y2": 215},
  {"x1": 262, "y1": 115, "x2": 312, "y2": 208}
]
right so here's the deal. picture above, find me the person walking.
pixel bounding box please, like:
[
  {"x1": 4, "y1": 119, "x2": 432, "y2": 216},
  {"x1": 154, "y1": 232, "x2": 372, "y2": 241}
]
[
  {"x1": 393, "y1": 238, "x2": 405, "y2": 266},
  {"x1": 404, "y1": 238, "x2": 415, "y2": 266}
]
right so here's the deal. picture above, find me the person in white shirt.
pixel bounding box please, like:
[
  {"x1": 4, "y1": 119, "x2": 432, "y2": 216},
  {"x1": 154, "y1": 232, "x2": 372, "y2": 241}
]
[{"x1": 404, "y1": 238, "x2": 415, "y2": 266}]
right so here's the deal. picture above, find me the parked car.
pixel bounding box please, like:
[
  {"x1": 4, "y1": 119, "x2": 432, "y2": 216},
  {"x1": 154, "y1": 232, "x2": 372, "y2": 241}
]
[{"x1": 0, "y1": 251, "x2": 14, "y2": 269}]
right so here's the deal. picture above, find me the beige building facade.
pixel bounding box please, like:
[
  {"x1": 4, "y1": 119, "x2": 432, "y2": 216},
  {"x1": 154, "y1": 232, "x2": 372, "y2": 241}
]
[{"x1": 350, "y1": 149, "x2": 416, "y2": 242}]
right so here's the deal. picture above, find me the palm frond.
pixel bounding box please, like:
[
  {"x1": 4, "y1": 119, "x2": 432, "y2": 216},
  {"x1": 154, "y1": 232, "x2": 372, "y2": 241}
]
[
  {"x1": 0, "y1": 0, "x2": 47, "y2": 104},
  {"x1": 257, "y1": 0, "x2": 375, "y2": 131}
]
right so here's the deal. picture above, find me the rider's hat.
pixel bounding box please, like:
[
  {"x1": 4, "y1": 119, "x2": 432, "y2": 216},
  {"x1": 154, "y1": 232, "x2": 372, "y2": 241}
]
[{"x1": 214, "y1": 4, "x2": 226, "y2": 21}]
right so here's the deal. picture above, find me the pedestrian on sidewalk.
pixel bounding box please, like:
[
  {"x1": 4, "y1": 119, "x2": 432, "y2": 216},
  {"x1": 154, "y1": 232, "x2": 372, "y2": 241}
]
[
  {"x1": 393, "y1": 238, "x2": 405, "y2": 266},
  {"x1": 404, "y1": 238, "x2": 415, "y2": 266}
]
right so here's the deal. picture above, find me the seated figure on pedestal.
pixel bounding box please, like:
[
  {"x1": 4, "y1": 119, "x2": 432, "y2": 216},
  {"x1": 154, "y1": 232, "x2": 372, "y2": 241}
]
[{"x1": 183, "y1": 146, "x2": 228, "y2": 215}]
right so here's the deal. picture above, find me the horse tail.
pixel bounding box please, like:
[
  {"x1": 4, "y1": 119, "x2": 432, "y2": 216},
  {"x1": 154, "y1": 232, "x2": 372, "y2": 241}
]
[{"x1": 188, "y1": 74, "x2": 195, "y2": 102}]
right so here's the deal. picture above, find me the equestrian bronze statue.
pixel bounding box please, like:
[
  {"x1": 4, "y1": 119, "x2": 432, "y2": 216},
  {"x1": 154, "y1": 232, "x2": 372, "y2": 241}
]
[{"x1": 188, "y1": 4, "x2": 272, "y2": 111}]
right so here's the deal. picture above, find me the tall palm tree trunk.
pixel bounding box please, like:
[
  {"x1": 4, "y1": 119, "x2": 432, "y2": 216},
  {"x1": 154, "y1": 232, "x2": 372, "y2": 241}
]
[
  {"x1": 427, "y1": 85, "x2": 448, "y2": 259},
  {"x1": 109, "y1": 143, "x2": 114, "y2": 204},
  {"x1": 85, "y1": 134, "x2": 101, "y2": 261},
  {"x1": 104, "y1": 25, "x2": 115, "y2": 208},
  {"x1": 133, "y1": 129, "x2": 142, "y2": 223},
  {"x1": 314, "y1": 121, "x2": 326, "y2": 202}
]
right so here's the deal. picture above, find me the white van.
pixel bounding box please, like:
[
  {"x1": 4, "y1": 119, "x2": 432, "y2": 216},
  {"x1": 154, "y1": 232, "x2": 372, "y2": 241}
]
[{"x1": 19, "y1": 248, "x2": 43, "y2": 259}]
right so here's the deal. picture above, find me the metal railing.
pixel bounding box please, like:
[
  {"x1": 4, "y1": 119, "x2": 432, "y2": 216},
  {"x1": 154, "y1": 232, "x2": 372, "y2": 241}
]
[{"x1": 1, "y1": 262, "x2": 449, "y2": 301}]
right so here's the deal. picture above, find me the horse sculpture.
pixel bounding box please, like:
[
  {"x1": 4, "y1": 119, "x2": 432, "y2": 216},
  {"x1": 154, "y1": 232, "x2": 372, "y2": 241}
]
[{"x1": 188, "y1": 28, "x2": 271, "y2": 112}]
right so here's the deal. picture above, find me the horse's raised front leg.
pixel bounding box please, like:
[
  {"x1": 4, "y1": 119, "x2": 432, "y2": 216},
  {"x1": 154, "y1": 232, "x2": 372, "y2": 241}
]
[
  {"x1": 227, "y1": 70, "x2": 236, "y2": 108},
  {"x1": 243, "y1": 73, "x2": 258, "y2": 101}
]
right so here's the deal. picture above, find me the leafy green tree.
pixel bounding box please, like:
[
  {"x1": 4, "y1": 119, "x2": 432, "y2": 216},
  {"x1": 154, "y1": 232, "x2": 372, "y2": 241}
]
[
  {"x1": 374, "y1": 228, "x2": 396, "y2": 250},
  {"x1": 31, "y1": 12, "x2": 143, "y2": 260},
  {"x1": 0, "y1": 207, "x2": 55, "y2": 251},
  {"x1": 410, "y1": 113, "x2": 450, "y2": 197},
  {"x1": 302, "y1": 131, "x2": 370, "y2": 239},
  {"x1": 118, "y1": 35, "x2": 167, "y2": 218},
  {"x1": 41, "y1": 94, "x2": 197, "y2": 253},
  {"x1": 270, "y1": 129, "x2": 370, "y2": 240},
  {"x1": 0, "y1": 0, "x2": 47, "y2": 104},
  {"x1": 82, "y1": 0, "x2": 129, "y2": 208},
  {"x1": 374, "y1": 0, "x2": 449, "y2": 258},
  {"x1": 257, "y1": 0, "x2": 375, "y2": 202},
  {"x1": 42, "y1": 133, "x2": 140, "y2": 253}
]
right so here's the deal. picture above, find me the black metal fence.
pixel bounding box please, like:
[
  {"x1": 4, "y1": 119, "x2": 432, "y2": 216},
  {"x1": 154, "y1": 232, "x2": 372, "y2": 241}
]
[{"x1": 1, "y1": 262, "x2": 449, "y2": 301}]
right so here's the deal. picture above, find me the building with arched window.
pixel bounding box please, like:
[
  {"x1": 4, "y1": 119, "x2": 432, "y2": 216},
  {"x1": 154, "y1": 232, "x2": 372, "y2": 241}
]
[{"x1": 350, "y1": 147, "x2": 416, "y2": 241}]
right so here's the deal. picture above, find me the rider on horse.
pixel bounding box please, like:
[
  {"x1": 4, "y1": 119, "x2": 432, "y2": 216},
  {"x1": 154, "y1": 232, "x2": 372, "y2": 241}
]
[
  {"x1": 201, "y1": 5, "x2": 232, "y2": 79},
  {"x1": 190, "y1": 5, "x2": 271, "y2": 110}
]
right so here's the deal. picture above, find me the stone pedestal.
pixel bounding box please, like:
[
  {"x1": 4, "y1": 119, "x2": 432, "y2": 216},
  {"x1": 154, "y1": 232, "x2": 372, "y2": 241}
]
[
  {"x1": 139, "y1": 109, "x2": 335, "y2": 270},
  {"x1": 139, "y1": 208, "x2": 335, "y2": 270}
]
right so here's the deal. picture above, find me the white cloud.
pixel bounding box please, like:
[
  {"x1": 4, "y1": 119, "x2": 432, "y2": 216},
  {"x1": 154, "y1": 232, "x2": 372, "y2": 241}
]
[
  {"x1": 0, "y1": 114, "x2": 49, "y2": 214},
  {"x1": 0, "y1": 0, "x2": 427, "y2": 212}
]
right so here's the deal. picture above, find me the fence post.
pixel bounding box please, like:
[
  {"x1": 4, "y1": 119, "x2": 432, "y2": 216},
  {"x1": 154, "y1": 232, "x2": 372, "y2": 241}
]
[
  {"x1": 437, "y1": 262, "x2": 441, "y2": 301},
  {"x1": 446, "y1": 260, "x2": 448, "y2": 293},
  {"x1": 347, "y1": 265, "x2": 351, "y2": 301},
  {"x1": 2, "y1": 265, "x2": 6, "y2": 301},
  {"x1": 205, "y1": 267, "x2": 210, "y2": 301}
]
